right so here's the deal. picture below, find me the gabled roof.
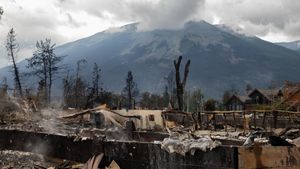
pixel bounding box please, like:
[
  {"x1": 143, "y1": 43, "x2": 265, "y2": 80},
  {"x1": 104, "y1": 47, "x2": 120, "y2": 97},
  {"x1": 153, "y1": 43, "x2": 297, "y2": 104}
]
[
  {"x1": 226, "y1": 94, "x2": 250, "y2": 104},
  {"x1": 248, "y1": 88, "x2": 282, "y2": 101},
  {"x1": 238, "y1": 95, "x2": 251, "y2": 103}
]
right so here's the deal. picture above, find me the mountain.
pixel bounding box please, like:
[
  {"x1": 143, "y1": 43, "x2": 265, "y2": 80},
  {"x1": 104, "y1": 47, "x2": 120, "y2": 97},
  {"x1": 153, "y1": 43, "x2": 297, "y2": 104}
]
[
  {"x1": 276, "y1": 40, "x2": 300, "y2": 52},
  {"x1": 1, "y1": 21, "x2": 300, "y2": 98}
]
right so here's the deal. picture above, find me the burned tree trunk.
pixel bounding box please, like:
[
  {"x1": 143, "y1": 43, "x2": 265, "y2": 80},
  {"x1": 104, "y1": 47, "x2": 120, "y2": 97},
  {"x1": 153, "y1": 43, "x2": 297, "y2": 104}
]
[
  {"x1": 27, "y1": 39, "x2": 63, "y2": 105},
  {"x1": 174, "y1": 56, "x2": 190, "y2": 111},
  {"x1": 6, "y1": 28, "x2": 23, "y2": 97},
  {"x1": 122, "y1": 71, "x2": 139, "y2": 110}
]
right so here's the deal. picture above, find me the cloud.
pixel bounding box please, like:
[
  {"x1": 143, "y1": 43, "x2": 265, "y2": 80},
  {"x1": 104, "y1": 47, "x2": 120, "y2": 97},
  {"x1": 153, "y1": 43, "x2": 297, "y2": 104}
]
[
  {"x1": 1, "y1": 0, "x2": 300, "y2": 68},
  {"x1": 56, "y1": 0, "x2": 204, "y2": 30},
  {"x1": 0, "y1": 0, "x2": 205, "y2": 68},
  {"x1": 127, "y1": 0, "x2": 204, "y2": 30},
  {"x1": 203, "y1": 0, "x2": 300, "y2": 42}
]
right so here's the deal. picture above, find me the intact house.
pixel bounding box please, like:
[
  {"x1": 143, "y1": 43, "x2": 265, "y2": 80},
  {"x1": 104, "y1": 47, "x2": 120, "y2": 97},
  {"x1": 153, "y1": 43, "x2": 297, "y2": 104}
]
[
  {"x1": 248, "y1": 89, "x2": 283, "y2": 105},
  {"x1": 225, "y1": 89, "x2": 283, "y2": 111},
  {"x1": 225, "y1": 95, "x2": 250, "y2": 111}
]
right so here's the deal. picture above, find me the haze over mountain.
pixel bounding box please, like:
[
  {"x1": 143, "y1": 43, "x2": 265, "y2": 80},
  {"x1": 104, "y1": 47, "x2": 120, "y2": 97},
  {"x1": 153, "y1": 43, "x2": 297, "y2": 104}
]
[
  {"x1": 276, "y1": 40, "x2": 300, "y2": 52},
  {"x1": 1, "y1": 21, "x2": 300, "y2": 98}
]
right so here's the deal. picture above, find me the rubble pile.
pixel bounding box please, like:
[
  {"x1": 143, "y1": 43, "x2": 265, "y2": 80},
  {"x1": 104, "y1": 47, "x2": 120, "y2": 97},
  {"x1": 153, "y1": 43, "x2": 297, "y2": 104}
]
[
  {"x1": 1, "y1": 104, "x2": 300, "y2": 168},
  {"x1": 83, "y1": 154, "x2": 121, "y2": 169},
  {"x1": 0, "y1": 150, "x2": 83, "y2": 169},
  {"x1": 161, "y1": 130, "x2": 221, "y2": 156},
  {"x1": 0, "y1": 151, "x2": 121, "y2": 169}
]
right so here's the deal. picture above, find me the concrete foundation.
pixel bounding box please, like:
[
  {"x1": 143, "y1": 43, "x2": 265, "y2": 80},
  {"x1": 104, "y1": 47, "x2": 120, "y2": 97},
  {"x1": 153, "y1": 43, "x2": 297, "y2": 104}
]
[{"x1": 0, "y1": 129, "x2": 299, "y2": 169}]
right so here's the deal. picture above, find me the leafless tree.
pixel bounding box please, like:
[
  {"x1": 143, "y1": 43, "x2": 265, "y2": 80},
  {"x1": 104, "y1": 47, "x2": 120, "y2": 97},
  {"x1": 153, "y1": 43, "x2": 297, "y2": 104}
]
[
  {"x1": 27, "y1": 39, "x2": 63, "y2": 104},
  {"x1": 122, "y1": 71, "x2": 139, "y2": 109},
  {"x1": 92, "y1": 62, "x2": 101, "y2": 97},
  {"x1": 165, "y1": 70, "x2": 176, "y2": 108},
  {"x1": 0, "y1": 77, "x2": 8, "y2": 98},
  {"x1": 6, "y1": 28, "x2": 23, "y2": 97},
  {"x1": 74, "y1": 59, "x2": 87, "y2": 108},
  {"x1": 174, "y1": 56, "x2": 190, "y2": 111}
]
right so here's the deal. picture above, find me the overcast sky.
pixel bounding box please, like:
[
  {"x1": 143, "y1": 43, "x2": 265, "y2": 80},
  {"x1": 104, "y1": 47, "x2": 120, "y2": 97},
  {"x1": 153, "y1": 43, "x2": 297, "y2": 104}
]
[{"x1": 1, "y1": 0, "x2": 300, "y2": 68}]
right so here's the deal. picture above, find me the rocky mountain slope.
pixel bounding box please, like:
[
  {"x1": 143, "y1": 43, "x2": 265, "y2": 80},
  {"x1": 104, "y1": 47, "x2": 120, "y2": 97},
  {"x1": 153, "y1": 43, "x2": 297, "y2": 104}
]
[{"x1": 1, "y1": 21, "x2": 300, "y2": 98}]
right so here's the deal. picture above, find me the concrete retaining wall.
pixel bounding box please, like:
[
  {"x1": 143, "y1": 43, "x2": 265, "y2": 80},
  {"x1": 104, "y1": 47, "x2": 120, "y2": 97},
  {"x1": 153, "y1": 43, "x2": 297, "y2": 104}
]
[
  {"x1": 0, "y1": 130, "x2": 236, "y2": 169},
  {"x1": 1, "y1": 129, "x2": 300, "y2": 169}
]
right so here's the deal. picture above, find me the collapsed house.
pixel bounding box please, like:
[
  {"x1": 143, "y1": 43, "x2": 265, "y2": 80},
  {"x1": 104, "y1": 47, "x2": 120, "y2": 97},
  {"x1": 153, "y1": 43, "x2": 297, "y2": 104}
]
[{"x1": 2, "y1": 83, "x2": 300, "y2": 168}]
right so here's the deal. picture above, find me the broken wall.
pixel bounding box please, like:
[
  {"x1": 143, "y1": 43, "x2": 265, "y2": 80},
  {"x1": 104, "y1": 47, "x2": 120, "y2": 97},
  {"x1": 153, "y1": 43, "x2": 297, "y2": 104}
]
[
  {"x1": 115, "y1": 109, "x2": 164, "y2": 130},
  {"x1": 1, "y1": 129, "x2": 300, "y2": 169}
]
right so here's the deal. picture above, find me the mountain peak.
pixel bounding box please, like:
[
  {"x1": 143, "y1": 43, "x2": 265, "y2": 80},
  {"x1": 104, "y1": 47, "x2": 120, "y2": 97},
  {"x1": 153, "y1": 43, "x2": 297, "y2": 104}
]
[
  {"x1": 120, "y1": 22, "x2": 139, "y2": 32},
  {"x1": 1, "y1": 21, "x2": 300, "y2": 98}
]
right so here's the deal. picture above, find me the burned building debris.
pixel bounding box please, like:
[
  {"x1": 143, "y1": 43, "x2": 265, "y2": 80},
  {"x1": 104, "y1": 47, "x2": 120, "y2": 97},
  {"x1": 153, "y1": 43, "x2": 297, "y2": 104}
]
[
  {"x1": 1, "y1": 82, "x2": 300, "y2": 169},
  {"x1": 1, "y1": 100, "x2": 300, "y2": 169}
]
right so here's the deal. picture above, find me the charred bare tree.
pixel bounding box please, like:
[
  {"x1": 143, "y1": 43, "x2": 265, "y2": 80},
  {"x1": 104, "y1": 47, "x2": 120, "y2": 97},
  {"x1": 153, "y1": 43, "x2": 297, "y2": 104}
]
[
  {"x1": 162, "y1": 86, "x2": 170, "y2": 108},
  {"x1": 47, "y1": 41, "x2": 64, "y2": 103},
  {"x1": 173, "y1": 56, "x2": 190, "y2": 111},
  {"x1": 6, "y1": 28, "x2": 23, "y2": 97},
  {"x1": 62, "y1": 72, "x2": 72, "y2": 107},
  {"x1": 122, "y1": 71, "x2": 139, "y2": 109},
  {"x1": 36, "y1": 79, "x2": 47, "y2": 107},
  {"x1": 27, "y1": 39, "x2": 63, "y2": 104},
  {"x1": 0, "y1": 78, "x2": 8, "y2": 98},
  {"x1": 165, "y1": 70, "x2": 176, "y2": 108},
  {"x1": 92, "y1": 62, "x2": 101, "y2": 98},
  {"x1": 62, "y1": 70, "x2": 88, "y2": 109},
  {"x1": 74, "y1": 59, "x2": 87, "y2": 108},
  {"x1": 85, "y1": 62, "x2": 103, "y2": 108},
  {"x1": 27, "y1": 41, "x2": 48, "y2": 103}
]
